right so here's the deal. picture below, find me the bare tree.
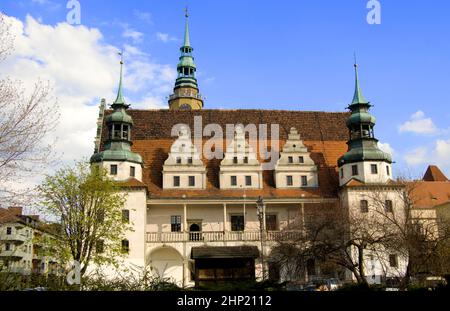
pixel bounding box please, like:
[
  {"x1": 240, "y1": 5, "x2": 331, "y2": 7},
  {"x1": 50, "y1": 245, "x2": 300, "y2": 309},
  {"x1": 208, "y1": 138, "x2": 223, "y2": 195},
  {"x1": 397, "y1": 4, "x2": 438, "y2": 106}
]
[{"x1": 0, "y1": 12, "x2": 59, "y2": 204}]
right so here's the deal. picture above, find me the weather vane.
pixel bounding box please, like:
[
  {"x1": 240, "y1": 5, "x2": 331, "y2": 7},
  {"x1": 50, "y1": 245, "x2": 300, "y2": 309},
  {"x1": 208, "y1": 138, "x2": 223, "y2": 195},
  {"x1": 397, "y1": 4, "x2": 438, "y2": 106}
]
[
  {"x1": 118, "y1": 49, "x2": 124, "y2": 65},
  {"x1": 184, "y1": 7, "x2": 189, "y2": 18},
  {"x1": 354, "y1": 52, "x2": 358, "y2": 68}
]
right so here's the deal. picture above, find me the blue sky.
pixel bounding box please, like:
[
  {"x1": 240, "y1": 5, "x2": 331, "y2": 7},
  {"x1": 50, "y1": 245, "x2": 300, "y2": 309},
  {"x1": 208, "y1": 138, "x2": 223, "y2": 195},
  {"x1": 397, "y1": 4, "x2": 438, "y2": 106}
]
[{"x1": 1, "y1": 0, "x2": 450, "y2": 179}]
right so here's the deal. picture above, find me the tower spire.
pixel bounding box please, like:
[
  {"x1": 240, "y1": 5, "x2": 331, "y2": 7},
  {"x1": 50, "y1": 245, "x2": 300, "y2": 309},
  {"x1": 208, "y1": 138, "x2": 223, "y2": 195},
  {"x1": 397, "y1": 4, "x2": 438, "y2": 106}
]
[
  {"x1": 351, "y1": 57, "x2": 369, "y2": 106},
  {"x1": 183, "y1": 7, "x2": 191, "y2": 48},
  {"x1": 113, "y1": 51, "x2": 127, "y2": 107}
]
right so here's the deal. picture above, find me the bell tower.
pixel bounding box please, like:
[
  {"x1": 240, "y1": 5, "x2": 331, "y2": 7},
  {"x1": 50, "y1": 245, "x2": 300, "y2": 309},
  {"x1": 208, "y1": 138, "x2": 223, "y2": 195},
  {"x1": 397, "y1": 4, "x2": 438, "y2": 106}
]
[{"x1": 168, "y1": 9, "x2": 204, "y2": 110}]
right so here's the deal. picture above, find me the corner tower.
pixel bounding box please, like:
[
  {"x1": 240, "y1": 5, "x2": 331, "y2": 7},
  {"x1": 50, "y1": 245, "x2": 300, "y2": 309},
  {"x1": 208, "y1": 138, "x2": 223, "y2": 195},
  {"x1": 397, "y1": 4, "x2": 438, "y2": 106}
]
[
  {"x1": 90, "y1": 55, "x2": 143, "y2": 181},
  {"x1": 338, "y1": 62, "x2": 392, "y2": 186},
  {"x1": 168, "y1": 9, "x2": 204, "y2": 110}
]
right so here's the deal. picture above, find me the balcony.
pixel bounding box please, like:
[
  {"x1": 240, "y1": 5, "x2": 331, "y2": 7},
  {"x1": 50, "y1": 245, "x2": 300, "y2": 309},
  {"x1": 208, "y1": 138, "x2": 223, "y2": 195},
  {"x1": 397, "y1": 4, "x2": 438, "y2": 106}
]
[
  {"x1": 0, "y1": 249, "x2": 27, "y2": 259},
  {"x1": 146, "y1": 231, "x2": 303, "y2": 243},
  {"x1": 0, "y1": 232, "x2": 28, "y2": 243}
]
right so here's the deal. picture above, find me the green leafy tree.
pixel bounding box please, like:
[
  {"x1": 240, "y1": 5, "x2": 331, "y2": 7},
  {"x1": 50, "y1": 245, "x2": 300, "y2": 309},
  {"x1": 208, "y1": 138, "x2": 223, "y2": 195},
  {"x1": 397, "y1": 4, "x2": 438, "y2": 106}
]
[{"x1": 38, "y1": 161, "x2": 131, "y2": 277}]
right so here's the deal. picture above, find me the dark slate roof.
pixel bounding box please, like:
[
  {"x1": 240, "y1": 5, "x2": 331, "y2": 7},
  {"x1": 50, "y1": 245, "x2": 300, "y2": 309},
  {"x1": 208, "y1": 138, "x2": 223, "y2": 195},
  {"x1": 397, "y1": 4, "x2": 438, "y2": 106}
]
[{"x1": 191, "y1": 246, "x2": 260, "y2": 259}]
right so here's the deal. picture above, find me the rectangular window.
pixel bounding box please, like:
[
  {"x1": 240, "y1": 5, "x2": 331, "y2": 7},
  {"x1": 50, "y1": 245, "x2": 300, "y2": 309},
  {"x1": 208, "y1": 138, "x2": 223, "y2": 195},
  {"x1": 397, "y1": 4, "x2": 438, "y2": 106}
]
[
  {"x1": 245, "y1": 176, "x2": 252, "y2": 186},
  {"x1": 301, "y1": 176, "x2": 308, "y2": 187},
  {"x1": 286, "y1": 176, "x2": 293, "y2": 186},
  {"x1": 189, "y1": 176, "x2": 195, "y2": 187},
  {"x1": 173, "y1": 176, "x2": 180, "y2": 187},
  {"x1": 231, "y1": 176, "x2": 237, "y2": 186},
  {"x1": 130, "y1": 166, "x2": 135, "y2": 177},
  {"x1": 386, "y1": 165, "x2": 390, "y2": 176},
  {"x1": 385, "y1": 200, "x2": 393, "y2": 213},
  {"x1": 352, "y1": 165, "x2": 358, "y2": 176},
  {"x1": 371, "y1": 164, "x2": 378, "y2": 174},
  {"x1": 171, "y1": 216, "x2": 182, "y2": 232},
  {"x1": 340, "y1": 169, "x2": 344, "y2": 179},
  {"x1": 299, "y1": 156, "x2": 304, "y2": 164},
  {"x1": 96, "y1": 240, "x2": 104, "y2": 254},
  {"x1": 176, "y1": 157, "x2": 182, "y2": 164},
  {"x1": 6, "y1": 227, "x2": 12, "y2": 235},
  {"x1": 266, "y1": 215, "x2": 278, "y2": 231},
  {"x1": 188, "y1": 157, "x2": 193, "y2": 164},
  {"x1": 110, "y1": 164, "x2": 118, "y2": 175},
  {"x1": 5, "y1": 243, "x2": 10, "y2": 251},
  {"x1": 288, "y1": 156, "x2": 293, "y2": 164},
  {"x1": 233, "y1": 157, "x2": 238, "y2": 164},
  {"x1": 122, "y1": 210, "x2": 130, "y2": 223},
  {"x1": 389, "y1": 254, "x2": 398, "y2": 268},
  {"x1": 231, "y1": 215, "x2": 244, "y2": 231},
  {"x1": 244, "y1": 157, "x2": 249, "y2": 164},
  {"x1": 360, "y1": 200, "x2": 369, "y2": 213},
  {"x1": 121, "y1": 240, "x2": 129, "y2": 254}
]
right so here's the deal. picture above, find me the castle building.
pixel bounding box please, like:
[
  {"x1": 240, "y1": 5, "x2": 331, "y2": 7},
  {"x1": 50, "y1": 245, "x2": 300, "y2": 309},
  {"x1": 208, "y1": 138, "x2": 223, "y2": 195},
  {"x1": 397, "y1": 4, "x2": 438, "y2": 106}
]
[{"x1": 90, "y1": 12, "x2": 417, "y2": 287}]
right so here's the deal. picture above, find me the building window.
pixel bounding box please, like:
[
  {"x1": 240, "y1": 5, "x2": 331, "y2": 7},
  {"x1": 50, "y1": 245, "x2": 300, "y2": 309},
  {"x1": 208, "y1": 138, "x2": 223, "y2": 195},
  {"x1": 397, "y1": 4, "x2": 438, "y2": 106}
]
[
  {"x1": 360, "y1": 200, "x2": 369, "y2": 213},
  {"x1": 266, "y1": 215, "x2": 277, "y2": 231},
  {"x1": 245, "y1": 176, "x2": 252, "y2": 186},
  {"x1": 171, "y1": 216, "x2": 182, "y2": 232},
  {"x1": 110, "y1": 165, "x2": 118, "y2": 175},
  {"x1": 231, "y1": 176, "x2": 237, "y2": 186},
  {"x1": 5, "y1": 243, "x2": 10, "y2": 251},
  {"x1": 340, "y1": 169, "x2": 344, "y2": 179},
  {"x1": 189, "y1": 176, "x2": 195, "y2": 187},
  {"x1": 288, "y1": 156, "x2": 293, "y2": 164},
  {"x1": 176, "y1": 157, "x2": 182, "y2": 164},
  {"x1": 173, "y1": 176, "x2": 180, "y2": 187},
  {"x1": 96, "y1": 240, "x2": 104, "y2": 254},
  {"x1": 301, "y1": 176, "x2": 308, "y2": 187},
  {"x1": 371, "y1": 164, "x2": 378, "y2": 174},
  {"x1": 352, "y1": 165, "x2": 358, "y2": 176},
  {"x1": 6, "y1": 227, "x2": 12, "y2": 235},
  {"x1": 286, "y1": 176, "x2": 293, "y2": 186},
  {"x1": 389, "y1": 254, "x2": 398, "y2": 268},
  {"x1": 386, "y1": 165, "x2": 390, "y2": 176},
  {"x1": 121, "y1": 240, "x2": 129, "y2": 254},
  {"x1": 130, "y1": 166, "x2": 135, "y2": 177},
  {"x1": 385, "y1": 200, "x2": 393, "y2": 213},
  {"x1": 188, "y1": 157, "x2": 193, "y2": 164},
  {"x1": 231, "y1": 215, "x2": 244, "y2": 231},
  {"x1": 233, "y1": 157, "x2": 238, "y2": 164},
  {"x1": 299, "y1": 156, "x2": 304, "y2": 164},
  {"x1": 122, "y1": 210, "x2": 130, "y2": 223},
  {"x1": 244, "y1": 157, "x2": 249, "y2": 164}
]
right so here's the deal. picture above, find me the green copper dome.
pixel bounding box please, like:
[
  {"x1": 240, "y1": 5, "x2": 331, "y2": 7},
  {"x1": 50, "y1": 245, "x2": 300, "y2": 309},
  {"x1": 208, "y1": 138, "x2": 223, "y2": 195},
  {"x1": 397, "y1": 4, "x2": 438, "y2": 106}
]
[
  {"x1": 338, "y1": 62, "x2": 392, "y2": 167},
  {"x1": 90, "y1": 149, "x2": 143, "y2": 164},
  {"x1": 105, "y1": 109, "x2": 134, "y2": 124}
]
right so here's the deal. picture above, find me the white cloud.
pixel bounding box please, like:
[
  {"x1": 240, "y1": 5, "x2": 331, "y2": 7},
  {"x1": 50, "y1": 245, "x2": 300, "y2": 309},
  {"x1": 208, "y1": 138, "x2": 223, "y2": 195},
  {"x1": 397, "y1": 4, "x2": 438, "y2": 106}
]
[
  {"x1": 123, "y1": 28, "x2": 144, "y2": 43},
  {"x1": 404, "y1": 146, "x2": 428, "y2": 166},
  {"x1": 398, "y1": 110, "x2": 438, "y2": 135},
  {"x1": 156, "y1": 32, "x2": 177, "y2": 43},
  {"x1": 379, "y1": 142, "x2": 395, "y2": 158},
  {"x1": 133, "y1": 10, "x2": 153, "y2": 24},
  {"x1": 1, "y1": 15, "x2": 174, "y2": 187},
  {"x1": 403, "y1": 139, "x2": 450, "y2": 176}
]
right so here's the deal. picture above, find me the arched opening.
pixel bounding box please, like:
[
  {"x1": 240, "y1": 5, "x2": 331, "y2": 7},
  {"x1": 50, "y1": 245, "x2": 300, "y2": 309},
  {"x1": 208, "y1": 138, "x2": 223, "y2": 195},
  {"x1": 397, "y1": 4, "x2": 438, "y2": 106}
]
[
  {"x1": 148, "y1": 247, "x2": 183, "y2": 286},
  {"x1": 189, "y1": 223, "x2": 201, "y2": 241}
]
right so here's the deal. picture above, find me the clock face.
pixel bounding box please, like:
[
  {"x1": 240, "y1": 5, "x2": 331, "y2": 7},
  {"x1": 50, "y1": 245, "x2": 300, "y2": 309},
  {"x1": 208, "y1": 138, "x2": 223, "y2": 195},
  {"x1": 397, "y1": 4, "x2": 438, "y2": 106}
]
[{"x1": 180, "y1": 104, "x2": 192, "y2": 110}]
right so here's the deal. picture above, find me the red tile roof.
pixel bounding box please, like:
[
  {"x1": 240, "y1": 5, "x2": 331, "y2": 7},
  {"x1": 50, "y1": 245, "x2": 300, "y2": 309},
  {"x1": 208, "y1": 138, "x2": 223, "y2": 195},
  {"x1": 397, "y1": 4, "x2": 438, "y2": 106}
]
[
  {"x1": 423, "y1": 165, "x2": 448, "y2": 182},
  {"x1": 100, "y1": 109, "x2": 351, "y2": 199},
  {"x1": 410, "y1": 181, "x2": 450, "y2": 209}
]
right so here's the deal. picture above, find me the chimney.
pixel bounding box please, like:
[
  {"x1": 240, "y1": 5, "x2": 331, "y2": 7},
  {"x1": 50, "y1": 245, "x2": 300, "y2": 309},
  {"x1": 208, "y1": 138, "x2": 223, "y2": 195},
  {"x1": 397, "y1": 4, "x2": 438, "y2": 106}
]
[{"x1": 8, "y1": 206, "x2": 23, "y2": 216}]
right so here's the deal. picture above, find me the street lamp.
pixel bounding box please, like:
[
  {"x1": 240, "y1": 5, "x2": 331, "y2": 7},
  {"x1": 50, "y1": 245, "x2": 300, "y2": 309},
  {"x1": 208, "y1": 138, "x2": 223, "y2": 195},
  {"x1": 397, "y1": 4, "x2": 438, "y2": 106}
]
[{"x1": 256, "y1": 196, "x2": 266, "y2": 281}]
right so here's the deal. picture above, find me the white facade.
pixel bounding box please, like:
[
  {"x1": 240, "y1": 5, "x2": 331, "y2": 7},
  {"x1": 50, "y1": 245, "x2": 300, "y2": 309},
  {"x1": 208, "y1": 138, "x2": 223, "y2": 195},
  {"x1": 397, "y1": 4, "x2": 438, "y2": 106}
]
[
  {"x1": 163, "y1": 126, "x2": 207, "y2": 190},
  {"x1": 100, "y1": 160, "x2": 143, "y2": 182},
  {"x1": 220, "y1": 126, "x2": 263, "y2": 189},
  {"x1": 274, "y1": 127, "x2": 319, "y2": 188},
  {"x1": 339, "y1": 161, "x2": 392, "y2": 187}
]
